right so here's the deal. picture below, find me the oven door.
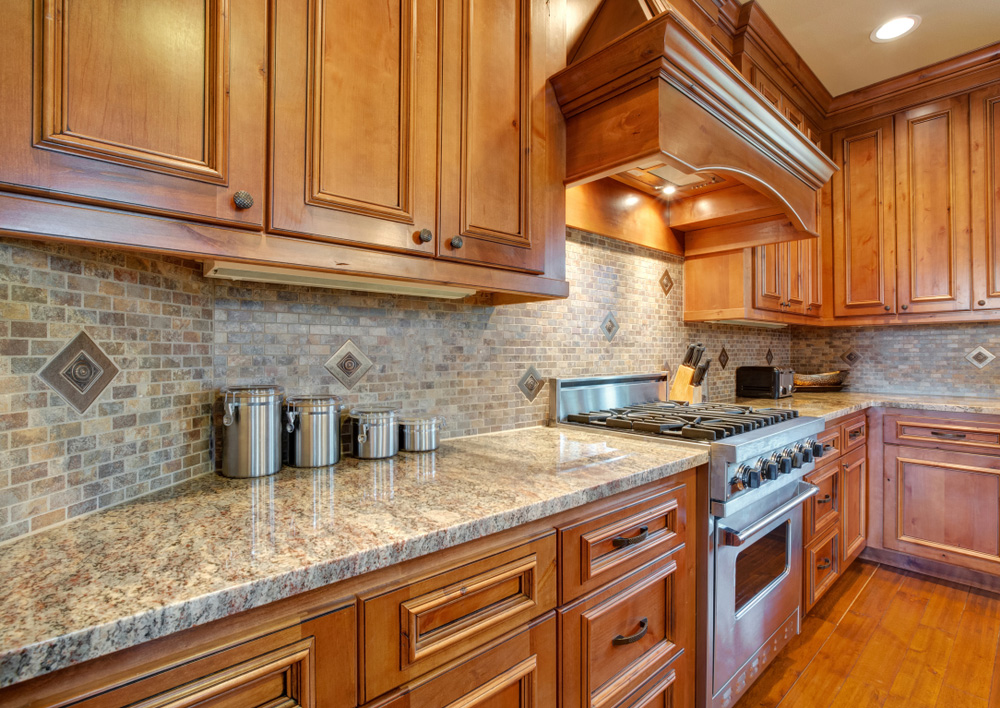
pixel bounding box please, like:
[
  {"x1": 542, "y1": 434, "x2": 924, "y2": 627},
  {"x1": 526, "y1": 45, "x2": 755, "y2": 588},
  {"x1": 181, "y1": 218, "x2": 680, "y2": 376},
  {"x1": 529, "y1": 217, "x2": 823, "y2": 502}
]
[{"x1": 711, "y1": 482, "x2": 818, "y2": 696}]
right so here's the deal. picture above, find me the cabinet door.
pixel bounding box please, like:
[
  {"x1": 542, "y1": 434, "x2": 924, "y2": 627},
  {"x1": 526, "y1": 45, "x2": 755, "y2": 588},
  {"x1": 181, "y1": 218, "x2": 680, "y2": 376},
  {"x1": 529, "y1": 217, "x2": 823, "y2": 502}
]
[
  {"x1": 894, "y1": 96, "x2": 972, "y2": 314},
  {"x1": 971, "y1": 83, "x2": 1000, "y2": 310},
  {"x1": 884, "y1": 445, "x2": 1000, "y2": 575},
  {"x1": 368, "y1": 615, "x2": 556, "y2": 708},
  {"x1": 753, "y1": 242, "x2": 785, "y2": 313},
  {"x1": 840, "y1": 446, "x2": 867, "y2": 565},
  {"x1": 438, "y1": 0, "x2": 563, "y2": 273},
  {"x1": 832, "y1": 117, "x2": 897, "y2": 317},
  {"x1": 0, "y1": 0, "x2": 266, "y2": 226},
  {"x1": 270, "y1": 0, "x2": 439, "y2": 255},
  {"x1": 805, "y1": 235, "x2": 823, "y2": 315},
  {"x1": 784, "y1": 239, "x2": 808, "y2": 314}
]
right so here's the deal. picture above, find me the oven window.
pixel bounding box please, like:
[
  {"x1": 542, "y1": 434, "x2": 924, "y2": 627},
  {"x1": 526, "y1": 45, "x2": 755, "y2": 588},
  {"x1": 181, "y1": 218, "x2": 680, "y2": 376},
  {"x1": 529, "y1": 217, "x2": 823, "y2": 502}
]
[{"x1": 734, "y1": 521, "x2": 789, "y2": 614}]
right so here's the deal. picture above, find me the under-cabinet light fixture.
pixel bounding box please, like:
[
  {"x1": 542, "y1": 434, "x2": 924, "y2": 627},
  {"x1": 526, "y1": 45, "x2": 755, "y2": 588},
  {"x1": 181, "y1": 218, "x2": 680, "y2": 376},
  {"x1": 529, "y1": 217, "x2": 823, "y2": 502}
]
[{"x1": 870, "y1": 15, "x2": 920, "y2": 43}]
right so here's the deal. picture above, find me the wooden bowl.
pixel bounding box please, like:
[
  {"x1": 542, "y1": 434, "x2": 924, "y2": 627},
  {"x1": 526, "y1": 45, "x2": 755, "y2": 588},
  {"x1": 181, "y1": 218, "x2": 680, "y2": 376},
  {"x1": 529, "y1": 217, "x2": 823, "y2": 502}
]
[{"x1": 793, "y1": 370, "x2": 850, "y2": 387}]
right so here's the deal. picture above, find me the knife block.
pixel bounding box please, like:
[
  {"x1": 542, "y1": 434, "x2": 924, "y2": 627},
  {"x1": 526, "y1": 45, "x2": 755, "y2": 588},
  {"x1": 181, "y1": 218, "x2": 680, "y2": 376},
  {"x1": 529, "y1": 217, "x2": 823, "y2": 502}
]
[{"x1": 669, "y1": 365, "x2": 695, "y2": 401}]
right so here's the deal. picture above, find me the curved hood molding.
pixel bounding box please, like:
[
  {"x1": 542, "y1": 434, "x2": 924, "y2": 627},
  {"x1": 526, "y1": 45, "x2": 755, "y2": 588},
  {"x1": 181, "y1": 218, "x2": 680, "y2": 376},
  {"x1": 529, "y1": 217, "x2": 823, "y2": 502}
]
[{"x1": 550, "y1": 7, "x2": 838, "y2": 248}]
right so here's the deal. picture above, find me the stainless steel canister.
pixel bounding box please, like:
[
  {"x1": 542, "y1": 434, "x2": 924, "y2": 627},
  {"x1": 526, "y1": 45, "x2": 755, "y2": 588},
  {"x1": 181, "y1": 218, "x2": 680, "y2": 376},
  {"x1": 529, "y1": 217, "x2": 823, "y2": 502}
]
[
  {"x1": 398, "y1": 415, "x2": 447, "y2": 452},
  {"x1": 349, "y1": 406, "x2": 400, "y2": 459},
  {"x1": 284, "y1": 395, "x2": 344, "y2": 468},
  {"x1": 220, "y1": 385, "x2": 284, "y2": 478}
]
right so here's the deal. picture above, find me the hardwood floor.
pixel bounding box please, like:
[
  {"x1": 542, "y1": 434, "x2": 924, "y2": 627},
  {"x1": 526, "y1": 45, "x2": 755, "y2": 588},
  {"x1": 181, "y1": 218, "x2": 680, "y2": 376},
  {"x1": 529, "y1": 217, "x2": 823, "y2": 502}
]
[{"x1": 735, "y1": 560, "x2": 1000, "y2": 708}]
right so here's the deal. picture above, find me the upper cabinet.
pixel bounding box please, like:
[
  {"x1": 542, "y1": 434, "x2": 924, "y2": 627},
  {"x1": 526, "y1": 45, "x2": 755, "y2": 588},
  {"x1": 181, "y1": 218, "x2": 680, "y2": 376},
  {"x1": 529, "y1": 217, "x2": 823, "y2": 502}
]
[
  {"x1": 270, "y1": 0, "x2": 439, "y2": 255},
  {"x1": 971, "y1": 83, "x2": 1000, "y2": 311},
  {"x1": 894, "y1": 96, "x2": 971, "y2": 315},
  {"x1": 830, "y1": 117, "x2": 896, "y2": 318},
  {"x1": 0, "y1": 0, "x2": 267, "y2": 226},
  {"x1": 437, "y1": 0, "x2": 561, "y2": 273}
]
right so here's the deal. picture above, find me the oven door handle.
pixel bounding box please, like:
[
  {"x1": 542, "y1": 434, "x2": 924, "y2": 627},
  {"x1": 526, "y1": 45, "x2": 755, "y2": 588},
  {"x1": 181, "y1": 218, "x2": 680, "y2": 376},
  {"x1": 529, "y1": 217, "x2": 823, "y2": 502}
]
[{"x1": 718, "y1": 482, "x2": 819, "y2": 547}]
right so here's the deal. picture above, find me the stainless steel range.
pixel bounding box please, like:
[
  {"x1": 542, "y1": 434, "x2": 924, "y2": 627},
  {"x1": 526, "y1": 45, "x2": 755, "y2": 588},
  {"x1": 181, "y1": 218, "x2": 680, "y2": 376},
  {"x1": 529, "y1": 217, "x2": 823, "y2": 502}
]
[{"x1": 549, "y1": 373, "x2": 828, "y2": 708}]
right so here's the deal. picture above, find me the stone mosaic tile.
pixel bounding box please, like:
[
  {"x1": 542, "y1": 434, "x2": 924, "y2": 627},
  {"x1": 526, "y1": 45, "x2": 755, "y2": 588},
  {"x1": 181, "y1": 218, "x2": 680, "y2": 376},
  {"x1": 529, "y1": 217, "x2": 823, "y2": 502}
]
[
  {"x1": 718, "y1": 347, "x2": 730, "y2": 369},
  {"x1": 659, "y1": 269, "x2": 674, "y2": 297},
  {"x1": 967, "y1": 346, "x2": 996, "y2": 369},
  {"x1": 324, "y1": 339, "x2": 373, "y2": 390},
  {"x1": 766, "y1": 348, "x2": 774, "y2": 365},
  {"x1": 37, "y1": 332, "x2": 119, "y2": 414},
  {"x1": 517, "y1": 365, "x2": 545, "y2": 402},
  {"x1": 841, "y1": 350, "x2": 863, "y2": 366},
  {"x1": 600, "y1": 311, "x2": 620, "y2": 341}
]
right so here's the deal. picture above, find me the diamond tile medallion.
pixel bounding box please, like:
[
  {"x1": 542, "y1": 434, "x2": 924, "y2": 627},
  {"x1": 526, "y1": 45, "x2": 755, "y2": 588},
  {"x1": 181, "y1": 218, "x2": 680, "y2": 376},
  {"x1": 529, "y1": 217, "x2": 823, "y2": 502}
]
[
  {"x1": 325, "y1": 339, "x2": 373, "y2": 389},
  {"x1": 766, "y1": 348, "x2": 774, "y2": 365},
  {"x1": 39, "y1": 331, "x2": 119, "y2": 414},
  {"x1": 718, "y1": 347, "x2": 730, "y2": 370},
  {"x1": 518, "y1": 366, "x2": 545, "y2": 402},
  {"x1": 601, "y1": 312, "x2": 620, "y2": 342},
  {"x1": 841, "y1": 350, "x2": 863, "y2": 367},
  {"x1": 966, "y1": 346, "x2": 996, "y2": 369},
  {"x1": 659, "y1": 269, "x2": 674, "y2": 297}
]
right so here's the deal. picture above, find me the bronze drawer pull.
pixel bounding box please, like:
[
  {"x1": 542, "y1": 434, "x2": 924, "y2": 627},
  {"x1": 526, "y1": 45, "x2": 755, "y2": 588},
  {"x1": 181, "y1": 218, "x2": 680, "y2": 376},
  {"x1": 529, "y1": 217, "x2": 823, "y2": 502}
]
[
  {"x1": 817, "y1": 558, "x2": 832, "y2": 570},
  {"x1": 612, "y1": 526, "x2": 649, "y2": 548},
  {"x1": 816, "y1": 494, "x2": 832, "y2": 504},
  {"x1": 849, "y1": 427, "x2": 864, "y2": 439},
  {"x1": 612, "y1": 617, "x2": 648, "y2": 646},
  {"x1": 930, "y1": 431, "x2": 967, "y2": 440},
  {"x1": 823, "y1": 444, "x2": 834, "y2": 452}
]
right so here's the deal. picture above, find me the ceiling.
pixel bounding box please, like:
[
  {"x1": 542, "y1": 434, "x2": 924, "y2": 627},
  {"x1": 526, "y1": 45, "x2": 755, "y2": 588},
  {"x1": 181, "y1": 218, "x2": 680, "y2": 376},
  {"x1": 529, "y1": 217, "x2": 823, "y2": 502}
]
[{"x1": 746, "y1": 0, "x2": 1000, "y2": 96}]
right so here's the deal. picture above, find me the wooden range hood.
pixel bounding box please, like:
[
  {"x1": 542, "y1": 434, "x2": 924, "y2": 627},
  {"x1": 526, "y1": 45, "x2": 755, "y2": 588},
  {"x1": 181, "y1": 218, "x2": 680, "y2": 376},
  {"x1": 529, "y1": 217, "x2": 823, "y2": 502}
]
[{"x1": 550, "y1": 3, "x2": 837, "y2": 255}]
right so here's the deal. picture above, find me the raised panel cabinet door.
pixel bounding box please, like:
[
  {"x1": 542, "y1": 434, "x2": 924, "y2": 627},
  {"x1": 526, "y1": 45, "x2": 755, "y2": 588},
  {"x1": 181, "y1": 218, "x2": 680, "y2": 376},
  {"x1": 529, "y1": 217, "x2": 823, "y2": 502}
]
[
  {"x1": 0, "y1": 0, "x2": 266, "y2": 226},
  {"x1": 437, "y1": 0, "x2": 564, "y2": 273},
  {"x1": 269, "y1": 0, "x2": 439, "y2": 255},
  {"x1": 971, "y1": 83, "x2": 1000, "y2": 310},
  {"x1": 840, "y1": 446, "x2": 867, "y2": 565},
  {"x1": 752, "y1": 242, "x2": 784, "y2": 313},
  {"x1": 884, "y1": 445, "x2": 1000, "y2": 575},
  {"x1": 895, "y1": 96, "x2": 972, "y2": 314},
  {"x1": 784, "y1": 238, "x2": 807, "y2": 314},
  {"x1": 831, "y1": 117, "x2": 897, "y2": 317},
  {"x1": 367, "y1": 614, "x2": 556, "y2": 708},
  {"x1": 805, "y1": 234, "x2": 823, "y2": 315}
]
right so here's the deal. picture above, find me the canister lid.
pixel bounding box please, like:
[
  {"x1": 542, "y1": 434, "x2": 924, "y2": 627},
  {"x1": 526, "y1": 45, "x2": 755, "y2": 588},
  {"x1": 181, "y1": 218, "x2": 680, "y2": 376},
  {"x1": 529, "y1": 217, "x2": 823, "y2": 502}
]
[
  {"x1": 398, "y1": 414, "x2": 443, "y2": 426},
  {"x1": 221, "y1": 385, "x2": 284, "y2": 402},
  {"x1": 285, "y1": 394, "x2": 344, "y2": 411},
  {"x1": 349, "y1": 405, "x2": 400, "y2": 421}
]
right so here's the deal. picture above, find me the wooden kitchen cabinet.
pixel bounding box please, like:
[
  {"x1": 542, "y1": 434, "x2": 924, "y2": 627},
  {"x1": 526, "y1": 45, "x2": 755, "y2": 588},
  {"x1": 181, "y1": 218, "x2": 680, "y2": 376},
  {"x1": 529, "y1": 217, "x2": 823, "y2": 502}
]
[
  {"x1": 893, "y1": 96, "x2": 972, "y2": 314},
  {"x1": 971, "y1": 82, "x2": 1000, "y2": 311},
  {"x1": 0, "y1": 0, "x2": 267, "y2": 227},
  {"x1": 884, "y1": 444, "x2": 1000, "y2": 575},
  {"x1": 804, "y1": 522, "x2": 840, "y2": 610},
  {"x1": 753, "y1": 238, "x2": 813, "y2": 316},
  {"x1": 841, "y1": 446, "x2": 867, "y2": 565},
  {"x1": 437, "y1": 0, "x2": 563, "y2": 273},
  {"x1": 269, "y1": 0, "x2": 440, "y2": 255},
  {"x1": 831, "y1": 117, "x2": 897, "y2": 318}
]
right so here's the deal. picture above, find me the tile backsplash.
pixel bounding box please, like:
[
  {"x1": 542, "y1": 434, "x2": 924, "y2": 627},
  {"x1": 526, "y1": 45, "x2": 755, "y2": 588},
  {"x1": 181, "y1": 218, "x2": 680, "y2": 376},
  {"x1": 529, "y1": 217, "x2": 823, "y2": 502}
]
[
  {"x1": 791, "y1": 323, "x2": 1000, "y2": 398},
  {"x1": 0, "y1": 229, "x2": 788, "y2": 542}
]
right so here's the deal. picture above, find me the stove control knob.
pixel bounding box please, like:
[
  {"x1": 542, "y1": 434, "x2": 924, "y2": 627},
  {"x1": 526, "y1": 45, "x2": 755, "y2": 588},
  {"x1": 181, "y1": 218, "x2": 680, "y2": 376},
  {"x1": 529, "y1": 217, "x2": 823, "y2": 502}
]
[
  {"x1": 772, "y1": 451, "x2": 793, "y2": 475},
  {"x1": 732, "y1": 464, "x2": 760, "y2": 491},
  {"x1": 796, "y1": 442, "x2": 814, "y2": 463},
  {"x1": 810, "y1": 440, "x2": 824, "y2": 458},
  {"x1": 757, "y1": 457, "x2": 778, "y2": 481},
  {"x1": 785, "y1": 447, "x2": 805, "y2": 468}
]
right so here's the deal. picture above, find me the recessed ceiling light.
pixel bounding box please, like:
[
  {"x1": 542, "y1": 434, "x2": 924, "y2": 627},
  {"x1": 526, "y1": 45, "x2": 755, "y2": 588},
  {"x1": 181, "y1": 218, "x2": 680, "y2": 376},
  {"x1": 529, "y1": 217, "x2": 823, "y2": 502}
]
[
  {"x1": 624, "y1": 195, "x2": 640, "y2": 207},
  {"x1": 870, "y1": 15, "x2": 920, "y2": 43},
  {"x1": 662, "y1": 185, "x2": 677, "y2": 195}
]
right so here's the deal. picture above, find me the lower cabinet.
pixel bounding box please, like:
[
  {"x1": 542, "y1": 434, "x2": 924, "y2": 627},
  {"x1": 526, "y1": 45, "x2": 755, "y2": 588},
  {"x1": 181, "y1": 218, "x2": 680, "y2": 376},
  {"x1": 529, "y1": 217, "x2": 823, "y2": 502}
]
[
  {"x1": 367, "y1": 614, "x2": 557, "y2": 708},
  {"x1": 802, "y1": 413, "x2": 868, "y2": 612},
  {"x1": 883, "y1": 444, "x2": 1000, "y2": 574}
]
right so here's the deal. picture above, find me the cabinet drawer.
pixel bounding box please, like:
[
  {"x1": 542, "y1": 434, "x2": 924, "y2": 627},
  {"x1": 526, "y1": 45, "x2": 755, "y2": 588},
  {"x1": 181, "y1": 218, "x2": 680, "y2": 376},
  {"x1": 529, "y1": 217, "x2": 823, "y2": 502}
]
[
  {"x1": 560, "y1": 483, "x2": 686, "y2": 603},
  {"x1": 841, "y1": 414, "x2": 868, "y2": 453},
  {"x1": 361, "y1": 533, "x2": 557, "y2": 700},
  {"x1": 64, "y1": 605, "x2": 356, "y2": 708},
  {"x1": 559, "y1": 553, "x2": 688, "y2": 708},
  {"x1": 368, "y1": 614, "x2": 556, "y2": 708},
  {"x1": 885, "y1": 414, "x2": 1000, "y2": 455},
  {"x1": 804, "y1": 524, "x2": 840, "y2": 611},
  {"x1": 803, "y1": 460, "x2": 840, "y2": 543},
  {"x1": 815, "y1": 426, "x2": 842, "y2": 460}
]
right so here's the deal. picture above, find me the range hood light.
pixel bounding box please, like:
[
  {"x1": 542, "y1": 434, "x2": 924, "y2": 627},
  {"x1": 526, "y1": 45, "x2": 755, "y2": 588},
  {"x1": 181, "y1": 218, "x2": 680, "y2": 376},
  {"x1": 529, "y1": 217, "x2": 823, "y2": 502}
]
[
  {"x1": 624, "y1": 195, "x2": 640, "y2": 207},
  {"x1": 870, "y1": 15, "x2": 920, "y2": 43},
  {"x1": 662, "y1": 185, "x2": 677, "y2": 195}
]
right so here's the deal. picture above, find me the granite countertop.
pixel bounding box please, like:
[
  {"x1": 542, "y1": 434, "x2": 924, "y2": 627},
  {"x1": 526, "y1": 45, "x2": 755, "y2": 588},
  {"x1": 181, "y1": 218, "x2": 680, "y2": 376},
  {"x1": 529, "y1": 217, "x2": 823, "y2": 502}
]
[
  {"x1": 0, "y1": 426, "x2": 708, "y2": 689},
  {"x1": 732, "y1": 391, "x2": 1000, "y2": 421}
]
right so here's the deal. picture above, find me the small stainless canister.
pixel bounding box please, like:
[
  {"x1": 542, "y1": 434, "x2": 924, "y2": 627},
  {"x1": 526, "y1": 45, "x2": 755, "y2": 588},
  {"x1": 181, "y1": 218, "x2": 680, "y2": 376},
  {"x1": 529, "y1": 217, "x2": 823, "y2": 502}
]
[
  {"x1": 349, "y1": 406, "x2": 400, "y2": 459},
  {"x1": 220, "y1": 385, "x2": 284, "y2": 478},
  {"x1": 398, "y1": 415, "x2": 447, "y2": 452},
  {"x1": 284, "y1": 395, "x2": 344, "y2": 468}
]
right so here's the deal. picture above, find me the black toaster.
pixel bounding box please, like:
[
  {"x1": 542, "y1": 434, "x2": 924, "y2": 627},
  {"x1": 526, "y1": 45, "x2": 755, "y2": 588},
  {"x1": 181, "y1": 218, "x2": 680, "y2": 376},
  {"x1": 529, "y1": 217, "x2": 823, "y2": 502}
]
[{"x1": 735, "y1": 366, "x2": 795, "y2": 399}]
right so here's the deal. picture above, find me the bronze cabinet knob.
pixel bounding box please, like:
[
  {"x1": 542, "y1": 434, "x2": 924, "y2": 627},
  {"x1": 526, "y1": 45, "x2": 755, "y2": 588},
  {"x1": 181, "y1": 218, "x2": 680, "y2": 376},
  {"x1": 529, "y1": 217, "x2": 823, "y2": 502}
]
[
  {"x1": 450, "y1": 236, "x2": 464, "y2": 249},
  {"x1": 884, "y1": 305, "x2": 891, "y2": 311},
  {"x1": 418, "y1": 229, "x2": 433, "y2": 243},
  {"x1": 232, "y1": 191, "x2": 254, "y2": 209},
  {"x1": 979, "y1": 300, "x2": 987, "y2": 306},
  {"x1": 901, "y1": 304, "x2": 909, "y2": 310}
]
